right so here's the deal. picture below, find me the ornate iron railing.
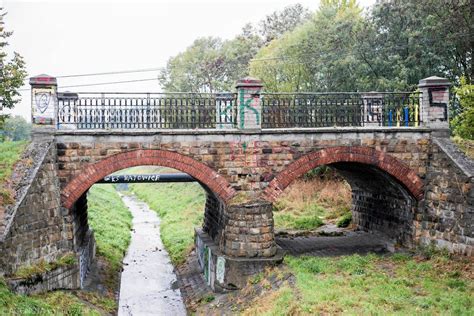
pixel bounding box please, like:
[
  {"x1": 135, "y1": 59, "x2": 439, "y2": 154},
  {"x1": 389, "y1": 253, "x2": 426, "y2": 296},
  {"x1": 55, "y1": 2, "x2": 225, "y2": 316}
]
[
  {"x1": 261, "y1": 92, "x2": 422, "y2": 128},
  {"x1": 57, "y1": 92, "x2": 237, "y2": 130},
  {"x1": 57, "y1": 91, "x2": 421, "y2": 130}
]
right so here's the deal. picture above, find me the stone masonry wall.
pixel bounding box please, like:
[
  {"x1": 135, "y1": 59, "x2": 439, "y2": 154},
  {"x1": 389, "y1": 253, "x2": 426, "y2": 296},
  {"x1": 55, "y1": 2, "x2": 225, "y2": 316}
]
[
  {"x1": 0, "y1": 142, "x2": 74, "y2": 275},
  {"x1": 56, "y1": 129, "x2": 431, "y2": 203},
  {"x1": 334, "y1": 163, "x2": 416, "y2": 247},
  {"x1": 416, "y1": 138, "x2": 473, "y2": 255}
]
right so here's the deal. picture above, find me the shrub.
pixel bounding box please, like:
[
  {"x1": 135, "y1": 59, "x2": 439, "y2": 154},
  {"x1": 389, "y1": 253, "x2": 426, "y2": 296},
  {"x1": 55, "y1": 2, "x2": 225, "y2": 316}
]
[{"x1": 451, "y1": 77, "x2": 474, "y2": 139}]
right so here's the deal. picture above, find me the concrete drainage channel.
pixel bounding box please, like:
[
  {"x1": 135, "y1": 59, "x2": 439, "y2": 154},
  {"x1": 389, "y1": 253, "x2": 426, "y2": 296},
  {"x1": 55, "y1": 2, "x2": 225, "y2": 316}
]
[{"x1": 117, "y1": 194, "x2": 186, "y2": 316}]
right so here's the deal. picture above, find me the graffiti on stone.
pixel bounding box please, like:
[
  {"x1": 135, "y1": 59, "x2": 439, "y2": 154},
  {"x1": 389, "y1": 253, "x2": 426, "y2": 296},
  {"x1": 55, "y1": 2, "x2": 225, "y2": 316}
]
[
  {"x1": 216, "y1": 256, "x2": 225, "y2": 284},
  {"x1": 238, "y1": 88, "x2": 261, "y2": 129}
]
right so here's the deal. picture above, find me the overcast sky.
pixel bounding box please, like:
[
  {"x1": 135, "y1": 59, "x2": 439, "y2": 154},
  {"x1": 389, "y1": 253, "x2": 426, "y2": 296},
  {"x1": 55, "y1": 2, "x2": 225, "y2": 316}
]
[{"x1": 3, "y1": 0, "x2": 376, "y2": 120}]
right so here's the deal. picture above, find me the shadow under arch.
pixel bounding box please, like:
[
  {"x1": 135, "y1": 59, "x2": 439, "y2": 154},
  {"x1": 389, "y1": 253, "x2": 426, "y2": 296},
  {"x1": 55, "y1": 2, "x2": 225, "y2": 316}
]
[
  {"x1": 61, "y1": 149, "x2": 236, "y2": 209},
  {"x1": 264, "y1": 146, "x2": 425, "y2": 246}
]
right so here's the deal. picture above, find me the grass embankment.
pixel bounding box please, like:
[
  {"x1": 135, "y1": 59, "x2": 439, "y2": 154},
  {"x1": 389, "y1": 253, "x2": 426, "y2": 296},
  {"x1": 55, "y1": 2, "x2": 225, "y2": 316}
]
[
  {"x1": 244, "y1": 252, "x2": 473, "y2": 315},
  {"x1": 87, "y1": 184, "x2": 133, "y2": 292},
  {"x1": 0, "y1": 141, "x2": 28, "y2": 205},
  {"x1": 0, "y1": 184, "x2": 129, "y2": 314},
  {"x1": 127, "y1": 167, "x2": 205, "y2": 265},
  {"x1": 273, "y1": 176, "x2": 352, "y2": 230},
  {"x1": 452, "y1": 136, "x2": 474, "y2": 159}
]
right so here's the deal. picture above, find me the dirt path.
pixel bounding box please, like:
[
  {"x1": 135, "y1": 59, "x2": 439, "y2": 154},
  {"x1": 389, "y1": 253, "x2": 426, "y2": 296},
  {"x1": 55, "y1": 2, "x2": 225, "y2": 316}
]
[{"x1": 118, "y1": 194, "x2": 186, "y2": 316}]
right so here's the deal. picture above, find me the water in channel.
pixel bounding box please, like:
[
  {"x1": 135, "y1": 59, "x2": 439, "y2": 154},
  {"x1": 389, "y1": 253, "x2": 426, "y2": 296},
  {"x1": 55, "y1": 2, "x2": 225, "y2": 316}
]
[{"x1": 118, "y1": 194, "x2": 186, "y2": 316}]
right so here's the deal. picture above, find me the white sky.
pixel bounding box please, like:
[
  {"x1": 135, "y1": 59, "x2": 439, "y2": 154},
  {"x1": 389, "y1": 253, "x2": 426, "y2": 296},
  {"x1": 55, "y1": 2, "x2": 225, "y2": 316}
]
[{"x1": 3, "y1": 0, "x2": 376, "y2": 121}]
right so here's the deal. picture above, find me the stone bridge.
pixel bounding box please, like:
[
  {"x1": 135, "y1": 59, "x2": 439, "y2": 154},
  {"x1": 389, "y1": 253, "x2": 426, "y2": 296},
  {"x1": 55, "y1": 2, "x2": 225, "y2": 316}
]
[{"x1": 0, "y1": 75, "x2": 472, "y2": 293}]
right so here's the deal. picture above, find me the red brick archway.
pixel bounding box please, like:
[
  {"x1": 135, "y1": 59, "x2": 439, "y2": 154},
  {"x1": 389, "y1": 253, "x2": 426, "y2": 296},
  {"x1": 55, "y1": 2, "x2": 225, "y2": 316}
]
[
  {"x1": 61, "y1": 149, "x2": 236, "y2": 209},
  {"x1": 263, "y1": 146, "x2": 424, "y2": 202}
]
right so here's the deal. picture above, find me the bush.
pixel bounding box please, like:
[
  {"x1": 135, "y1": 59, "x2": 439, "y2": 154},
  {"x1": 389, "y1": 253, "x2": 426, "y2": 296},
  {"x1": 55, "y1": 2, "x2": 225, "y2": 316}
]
[{"x1": 451, "y1": 77, "x2": 474, "y2": 140}]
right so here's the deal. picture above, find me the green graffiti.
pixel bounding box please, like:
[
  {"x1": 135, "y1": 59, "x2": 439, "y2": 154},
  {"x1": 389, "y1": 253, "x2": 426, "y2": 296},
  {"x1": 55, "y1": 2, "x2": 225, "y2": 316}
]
[
  {"x1": 242, "y1": 141, "x2": 247, "y2": 153},
  {"x1": 239, "y1": 89, "x2": 260, "y2": 129}
]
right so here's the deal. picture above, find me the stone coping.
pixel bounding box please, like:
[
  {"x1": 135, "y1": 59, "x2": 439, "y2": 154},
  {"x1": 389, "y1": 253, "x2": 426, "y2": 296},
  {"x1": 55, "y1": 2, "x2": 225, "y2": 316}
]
[
  {"x1": 39, "y1": 126, "x2": 434, "y2": 137},
  {"x1": 434, "y1": 137, "x2": 474, "y2": 178}
]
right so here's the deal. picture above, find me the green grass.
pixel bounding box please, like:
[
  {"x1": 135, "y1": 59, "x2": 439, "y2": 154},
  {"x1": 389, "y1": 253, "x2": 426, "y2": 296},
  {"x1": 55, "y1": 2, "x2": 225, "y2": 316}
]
[
  {"x1": 0, "y1": 141, "x2": 28, "y2": 205},
  {"x1": 14, "y1": 253, "x2": 76, "y2": 279},
  {"x1": 452, "y1": 136, "x2": 474, "y2": 159},
  {"x1": 87, "y1": 184, "x2": 133, "y2": 290},
  {"x1": 244, "y1": 253, "x2": 474, "y2": 315},
  {"x1": 274, "y1": 213, "x2": 324, "y2": 230},
  {"x1": 0, "y1": 277, "x2": 100, "y2": 315},
  {"x1": 129, "y1": 178, "x2": 205, "y2": 265},
  {"x1": 0, "y1": 141, "x2": 28, "y2": 183}
]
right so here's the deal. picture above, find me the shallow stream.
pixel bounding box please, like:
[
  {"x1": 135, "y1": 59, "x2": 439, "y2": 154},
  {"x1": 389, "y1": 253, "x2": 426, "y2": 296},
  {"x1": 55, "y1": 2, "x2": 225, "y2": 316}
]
[{"x1": 118, "y1": 194, "x2": 186, "y2": 316}]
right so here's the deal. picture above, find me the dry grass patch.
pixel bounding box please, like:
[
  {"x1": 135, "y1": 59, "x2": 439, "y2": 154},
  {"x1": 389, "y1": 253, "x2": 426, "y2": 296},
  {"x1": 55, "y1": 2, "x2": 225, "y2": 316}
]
[{"x1": 273, "y1": 175, "x2": 352, "y2": 230}]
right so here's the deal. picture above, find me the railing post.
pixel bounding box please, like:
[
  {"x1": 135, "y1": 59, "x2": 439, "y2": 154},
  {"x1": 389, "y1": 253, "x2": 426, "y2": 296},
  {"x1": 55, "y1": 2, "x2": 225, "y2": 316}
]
[
  {"x1": 235, "y1": 77, "x2": 263, "y2": 130},
  {"x1": 29, "y1": 74, "x2": 58, "y2": 132},
  {"x1": 418, "y1": 76, "x2": 451, "y2": 132}
]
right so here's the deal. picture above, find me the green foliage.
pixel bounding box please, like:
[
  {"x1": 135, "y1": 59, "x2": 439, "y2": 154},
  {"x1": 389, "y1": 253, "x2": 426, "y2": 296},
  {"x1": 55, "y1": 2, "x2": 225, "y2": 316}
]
[
  {"x1": 159, "y1": 4, "x2": 310, "y2": 93},
  {"x1": 250, "y1": 0, "x2": 472, "y2": 92},
  {"x1": 452, "y1": 77, "x2": 474, "y2": 139},
  {"x1": 159, "y1": 34, "x2": 260, "y2": 93},
  {"x1": 250, "y1": 0, "x2": 367, "y2": 92},
  {"x1": 3, "y1": 116, "x2": 31, "y2": 141},
  {"x1": 336, "y1": 212, "x2": 352, "y2": 228},
  {"x1": 0, "y1": 8, "x2": 28, "y2": 109},
  {"x1": 258, "y1": 3, "x2": 311, "y2": 44},
  {"x1": 129, "y1": 180, "x2": 205, "y2": 264}
]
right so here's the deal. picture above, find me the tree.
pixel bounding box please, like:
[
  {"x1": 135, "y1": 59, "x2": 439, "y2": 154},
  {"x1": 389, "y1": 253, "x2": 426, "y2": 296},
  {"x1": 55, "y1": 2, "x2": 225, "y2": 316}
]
[
  {"x1": 250, "y1": 0, "x2": 367, "y2": 92},
  {"x1": 158, "y1": 4, "x2": 311, "y2": 93},
  {"x1": 4, "y1": 115, "x2": 31, "y2": 141},
  {"x1": 355, "y1": 0, "x2": 473, "y2": 90},
  {"x1": 0, "y1": 8, "x2": 27, "y2": 109},
  {"x1": 159, "y1": 32, "x2": 261, "y2": 93},
  {"x1": 259, "y1": 3, "x2": 311, "y2": 44}
]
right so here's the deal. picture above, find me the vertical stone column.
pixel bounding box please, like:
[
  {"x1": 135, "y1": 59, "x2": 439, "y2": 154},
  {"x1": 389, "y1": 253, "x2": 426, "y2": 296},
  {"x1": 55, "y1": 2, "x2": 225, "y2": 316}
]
[
  {"x1": 222, "y1": 201, "x2": 276, "y2": 257},
  {"x1": 418, "y1": 76, "x2": 451, "y2": 131},
  {"x1": 30, "y1": 74, "x2": 58, "y2": 126},
  {"x1": 235, "y1": 77, "x2": 263, "y2": 130}
]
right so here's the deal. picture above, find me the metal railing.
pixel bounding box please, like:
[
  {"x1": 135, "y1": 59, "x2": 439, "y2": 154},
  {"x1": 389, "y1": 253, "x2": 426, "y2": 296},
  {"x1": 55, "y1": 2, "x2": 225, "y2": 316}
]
[
  {"x1": 261, "y1": 92, "x2": 422, "y2": 128},
  {"x1": 57, "y1": 91, "x2": 422, "y2": 130},
  {"x1": 57, "y1": 92, "x2": 237, "y2": 130}
]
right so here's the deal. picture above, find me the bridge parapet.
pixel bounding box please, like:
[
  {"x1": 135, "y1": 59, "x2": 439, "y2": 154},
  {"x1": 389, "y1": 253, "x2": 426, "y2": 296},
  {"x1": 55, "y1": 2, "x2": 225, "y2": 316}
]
[{"x1": 29, "y1": 74, "x2": 453, "y2": 132}]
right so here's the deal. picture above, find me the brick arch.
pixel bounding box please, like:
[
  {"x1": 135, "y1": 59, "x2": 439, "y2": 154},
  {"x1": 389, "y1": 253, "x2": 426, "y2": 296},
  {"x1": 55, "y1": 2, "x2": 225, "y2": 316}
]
[
  {"x1": 61, "y1": 149, "x2": 236, "y2": 209},
  {"x1": 264, "y1": 146, "x2": 424, "y2": 202}
]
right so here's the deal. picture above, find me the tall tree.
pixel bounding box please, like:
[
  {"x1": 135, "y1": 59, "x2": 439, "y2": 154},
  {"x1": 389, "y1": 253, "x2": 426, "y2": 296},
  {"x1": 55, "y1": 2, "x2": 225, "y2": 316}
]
[
  {"x1": 159, "y1": 31, "x2": 261, "y2": 93},
  {"x1": 250, "y1": 0, "x2": 367, "y2": 92},
  {"x1": 0, "y1": 8, "x2": 27, "y2": 109},
  {"x1": 4, "y1": 115, "x2": 31, "y2": 141},
  {"x1": 356, "y1": 0, "x2": 473, "y2": 90},
  {"x1": 259, "y1": 3, "x2": 311, "y2": 44}
]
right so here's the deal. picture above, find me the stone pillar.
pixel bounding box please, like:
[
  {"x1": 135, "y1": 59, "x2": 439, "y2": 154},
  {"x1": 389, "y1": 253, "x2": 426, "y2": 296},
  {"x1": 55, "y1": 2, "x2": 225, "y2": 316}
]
[
  {"x1": 418, "y1": 76, "x2": 451, "y2": 131},
  {"x1": 30, "y1": 74, "x2": 58, "y2": 126},
  {"x1": 235, "y1": 77, "x2": 263, "y2": 130},
  {"x1": 222, "y1": 201, "x2": 276, "y2": 258}
]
